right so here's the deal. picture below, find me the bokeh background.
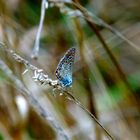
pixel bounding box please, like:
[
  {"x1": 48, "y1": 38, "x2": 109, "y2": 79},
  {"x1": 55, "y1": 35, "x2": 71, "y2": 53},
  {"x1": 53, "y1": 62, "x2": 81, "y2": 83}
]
[{"x1": 0, "y1": 0, "x2": 140, "y2": 140}]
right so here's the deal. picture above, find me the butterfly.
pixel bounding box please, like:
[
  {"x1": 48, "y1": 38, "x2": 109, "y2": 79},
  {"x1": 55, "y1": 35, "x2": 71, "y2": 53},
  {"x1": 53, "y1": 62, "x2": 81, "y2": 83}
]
[{"x1": 55, "y1": 47, "x2": 76, "y2": 88}]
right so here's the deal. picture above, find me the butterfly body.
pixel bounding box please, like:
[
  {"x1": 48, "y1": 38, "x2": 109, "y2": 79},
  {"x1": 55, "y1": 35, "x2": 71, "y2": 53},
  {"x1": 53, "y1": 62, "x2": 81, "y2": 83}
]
[{"x1": 55, "y1": 48, "x2": 76, "y2": 88}]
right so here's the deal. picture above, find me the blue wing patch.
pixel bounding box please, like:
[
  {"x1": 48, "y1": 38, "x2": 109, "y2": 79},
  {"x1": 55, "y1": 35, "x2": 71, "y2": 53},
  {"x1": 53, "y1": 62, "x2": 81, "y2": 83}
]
[{"x1": 55, "y1": 47, "x2": 76, "y2": 87}]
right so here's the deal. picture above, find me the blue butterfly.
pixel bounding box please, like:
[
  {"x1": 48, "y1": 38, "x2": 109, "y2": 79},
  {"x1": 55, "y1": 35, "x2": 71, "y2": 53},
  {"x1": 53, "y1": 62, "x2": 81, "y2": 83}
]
[{"x1": 55, "y1": 47, "x2": 76, "y2": 88}]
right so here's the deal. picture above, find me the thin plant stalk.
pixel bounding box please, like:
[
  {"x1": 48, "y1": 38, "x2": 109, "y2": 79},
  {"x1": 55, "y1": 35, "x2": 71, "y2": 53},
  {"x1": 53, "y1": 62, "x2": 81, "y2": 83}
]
[
  {"x1": 64, "y1": 90, "x2": 115, "y2": 140},
  {"x1": 73, "y1": 18, "x2": 101, "y2": 140},
  {"x1": 86, "y1": 21, "x2": 134, "y2": 93},
  {"x1": 49, "y1": 0, "x2": 140, "y2": 52},
  {"x1": 32, "y1": 0, "x2": 48, "y2": 59}
]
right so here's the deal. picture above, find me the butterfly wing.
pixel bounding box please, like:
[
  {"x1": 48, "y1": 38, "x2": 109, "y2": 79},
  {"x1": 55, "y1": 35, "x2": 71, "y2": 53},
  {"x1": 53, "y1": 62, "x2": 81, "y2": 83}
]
[{"x1": 55, "y1": 47, "x2": 76, "y2": 87}]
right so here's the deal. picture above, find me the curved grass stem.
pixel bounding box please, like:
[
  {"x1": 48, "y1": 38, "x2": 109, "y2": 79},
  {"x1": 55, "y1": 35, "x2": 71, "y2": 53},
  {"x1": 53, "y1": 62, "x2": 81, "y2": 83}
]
[{"x1": 64, "y1": 90, "x2": 116, "y2": 140}]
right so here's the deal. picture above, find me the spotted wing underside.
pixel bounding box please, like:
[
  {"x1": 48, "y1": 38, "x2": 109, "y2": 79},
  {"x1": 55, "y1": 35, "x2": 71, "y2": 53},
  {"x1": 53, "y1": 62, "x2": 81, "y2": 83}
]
[{"x1": 55, "y1": 48, "x2": 76, "y2": 87}]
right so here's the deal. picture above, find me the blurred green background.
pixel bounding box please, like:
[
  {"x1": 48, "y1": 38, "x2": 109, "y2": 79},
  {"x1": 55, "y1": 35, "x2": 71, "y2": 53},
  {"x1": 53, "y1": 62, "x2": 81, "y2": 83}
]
[{"x1": 0, "y1": 0, "x2": 140, "y2": 140}]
